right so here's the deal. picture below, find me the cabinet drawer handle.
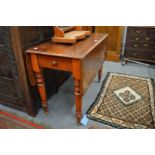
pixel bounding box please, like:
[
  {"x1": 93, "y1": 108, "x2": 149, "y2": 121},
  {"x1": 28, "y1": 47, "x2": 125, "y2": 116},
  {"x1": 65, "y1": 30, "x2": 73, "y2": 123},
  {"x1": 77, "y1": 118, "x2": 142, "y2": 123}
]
[
  {"x1": 132, "y1": 53, "x2": 137, "y2": 56},
  {"x1": 134, "y1": 44, "x2": 138, "y2": 48},
  {"x1": 52, "y1": 61, "x2": 57, "y2": 66},
  {"x1": 135, "y1": 37, "x2": 139, "y2": 40},
  {"x1": 145, "y1": 37, "x2": 150, "y2": 40},
  {"x1": 144, "y1": 44, "x2": 148, "y2": 47},
  {"x1": 136, "y1": 30, "x2": 141, "y2": 34},
  {"x1": 0, "y1": 44, "x2": 5, "y2": 47}
]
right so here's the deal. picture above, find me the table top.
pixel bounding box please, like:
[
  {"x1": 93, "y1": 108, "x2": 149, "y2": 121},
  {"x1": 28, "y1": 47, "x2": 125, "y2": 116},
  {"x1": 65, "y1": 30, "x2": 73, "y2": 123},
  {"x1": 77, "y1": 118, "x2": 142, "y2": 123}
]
[{"x1": 26, "y1": 33, "x2": 108, "y2": 59}]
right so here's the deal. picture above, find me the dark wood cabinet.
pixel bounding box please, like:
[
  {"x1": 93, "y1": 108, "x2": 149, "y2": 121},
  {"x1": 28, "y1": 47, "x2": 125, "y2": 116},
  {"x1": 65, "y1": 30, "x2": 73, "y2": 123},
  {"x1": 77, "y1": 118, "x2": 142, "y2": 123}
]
[
  {"x1": 0, "y1": 27, "x2": 25, "y2": 109},
  {"x1": 0, "y1": 26, "x2": 70, "y2": 116},
  {"x1": 124, "y1": 26, "x2": 155, "y2": 63}
]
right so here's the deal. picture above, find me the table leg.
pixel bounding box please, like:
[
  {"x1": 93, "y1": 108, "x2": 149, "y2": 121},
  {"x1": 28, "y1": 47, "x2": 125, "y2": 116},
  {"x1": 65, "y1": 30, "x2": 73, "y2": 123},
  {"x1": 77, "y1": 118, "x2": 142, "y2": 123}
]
[
  {"x1": 98, "y1": 65, "x2": 103, "y2": 82},
  {"x1": 74, "y1": 79, "x2": 82, "y2": 125},
  {"x1": 35, "y1": 72, "x2": 48, "y2": 114},
  {"x1": 30, "y1": 54, "x2": 48, "y2": 114},
  {"x1": 72, "y1": 59, "x2": 83, "y2": 124}
]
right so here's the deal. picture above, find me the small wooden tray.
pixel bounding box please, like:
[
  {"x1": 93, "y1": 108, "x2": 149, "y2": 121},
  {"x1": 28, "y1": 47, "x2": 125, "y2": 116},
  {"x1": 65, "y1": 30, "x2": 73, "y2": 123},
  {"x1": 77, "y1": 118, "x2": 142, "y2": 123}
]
[{"x1": 52, "y1": 26, "x2": 91, "y2": 44}]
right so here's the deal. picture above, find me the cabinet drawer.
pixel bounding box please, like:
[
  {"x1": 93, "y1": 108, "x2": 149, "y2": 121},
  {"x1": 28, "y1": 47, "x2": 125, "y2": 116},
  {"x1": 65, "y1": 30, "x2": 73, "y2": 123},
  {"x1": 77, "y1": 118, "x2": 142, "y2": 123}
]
[
  {"x1": 125, "y1": 42, "x2": 155, "y2": 51},
  {"x1": 127, "y1": 27, "x2": 148, "y2": 36},
  {"x1": 148, "y1": 28, "x2": 155, "y2": 36},
  {"x1": 126, "y1": 34, "x2": 155, "y2": 43},
  {"x1": 124, "y1": 50, "x2": 155, "y2": 62},
  {"x1": 38, "y1": 55, "x2": 72, "y2": 72}
]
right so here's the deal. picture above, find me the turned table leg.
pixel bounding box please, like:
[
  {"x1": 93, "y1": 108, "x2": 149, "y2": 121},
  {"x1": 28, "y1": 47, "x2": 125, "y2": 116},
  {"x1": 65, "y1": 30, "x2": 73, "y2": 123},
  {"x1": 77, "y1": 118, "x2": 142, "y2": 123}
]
[
  {"x1": 30, "y1": 53, "x2": 48, "y2": 114},
  {"x1": 98, "y1": 65, "x2": 103, "y2": 82},
  {"x1": 72, "y1": 59, "x2": 83, "y2": 124},
  {"x1": 74, "y1": 79, "x2": 82, "y2": 125},
  {"x1": 35, "y1": 72, "x2": 48, "y2": 114}
]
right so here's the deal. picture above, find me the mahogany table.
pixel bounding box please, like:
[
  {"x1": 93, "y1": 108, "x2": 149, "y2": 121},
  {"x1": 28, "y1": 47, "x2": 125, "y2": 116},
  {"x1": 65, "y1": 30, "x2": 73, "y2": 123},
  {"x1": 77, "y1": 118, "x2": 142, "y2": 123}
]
[{"x1": 26, "y1": 33, "x2": 108, "y2": 124}]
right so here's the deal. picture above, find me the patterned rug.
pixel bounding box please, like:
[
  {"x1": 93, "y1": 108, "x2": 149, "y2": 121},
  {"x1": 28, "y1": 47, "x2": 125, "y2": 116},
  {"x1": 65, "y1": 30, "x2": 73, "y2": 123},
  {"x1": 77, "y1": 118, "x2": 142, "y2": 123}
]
[
  {"x1": 0, "y1": 110, "x2": 45, "y2": 129},
  {"x1": 87, "y1": 73, "x2": 155, "y2": 129}
]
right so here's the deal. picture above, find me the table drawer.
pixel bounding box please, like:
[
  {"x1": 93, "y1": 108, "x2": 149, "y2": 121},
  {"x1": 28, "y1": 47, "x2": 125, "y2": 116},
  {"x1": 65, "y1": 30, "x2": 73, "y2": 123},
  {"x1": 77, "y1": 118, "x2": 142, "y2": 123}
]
[{"x1": 38, "y1": 55, "x2": 72, "y2": 72}]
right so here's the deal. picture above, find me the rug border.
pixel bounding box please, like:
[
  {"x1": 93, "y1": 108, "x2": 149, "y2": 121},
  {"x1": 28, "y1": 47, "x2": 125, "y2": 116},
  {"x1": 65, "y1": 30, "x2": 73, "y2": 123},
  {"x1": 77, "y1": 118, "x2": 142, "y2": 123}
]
[
  {"x1": 0, "y1": 110, "x2": 45, "y2": 129},
  {"x1": 86, "y1": 72, "x2": 155, "y2": 129}
]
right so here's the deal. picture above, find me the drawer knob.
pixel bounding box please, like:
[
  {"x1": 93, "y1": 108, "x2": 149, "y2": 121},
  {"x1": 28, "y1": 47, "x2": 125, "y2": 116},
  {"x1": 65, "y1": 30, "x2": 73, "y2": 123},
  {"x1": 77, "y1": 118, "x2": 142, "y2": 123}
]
[
  {"x1": 145, "y1": 37, "x2": 150, "y2": 40},
  {"x1": 0, "y1": 44, "x2": 5, "y2": 47},
  {"x1": 136, "y1": 30, "x2": 141, "y2": 34},
  {"x1": 52, "y1": 61, "x2": 57, "y2": 66},
  {"x1": 133, "y1": 53, "x2": 137, "y2": 56},
  {"x1": 134, "y1": 44, "x2": 138, "y2": 48},
  {"x1": 135, "y1": 37, "x2": 139, "y2": 40},
  {"x1": 144, "y1": 44, "x2": 148, "y2": 47}
]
